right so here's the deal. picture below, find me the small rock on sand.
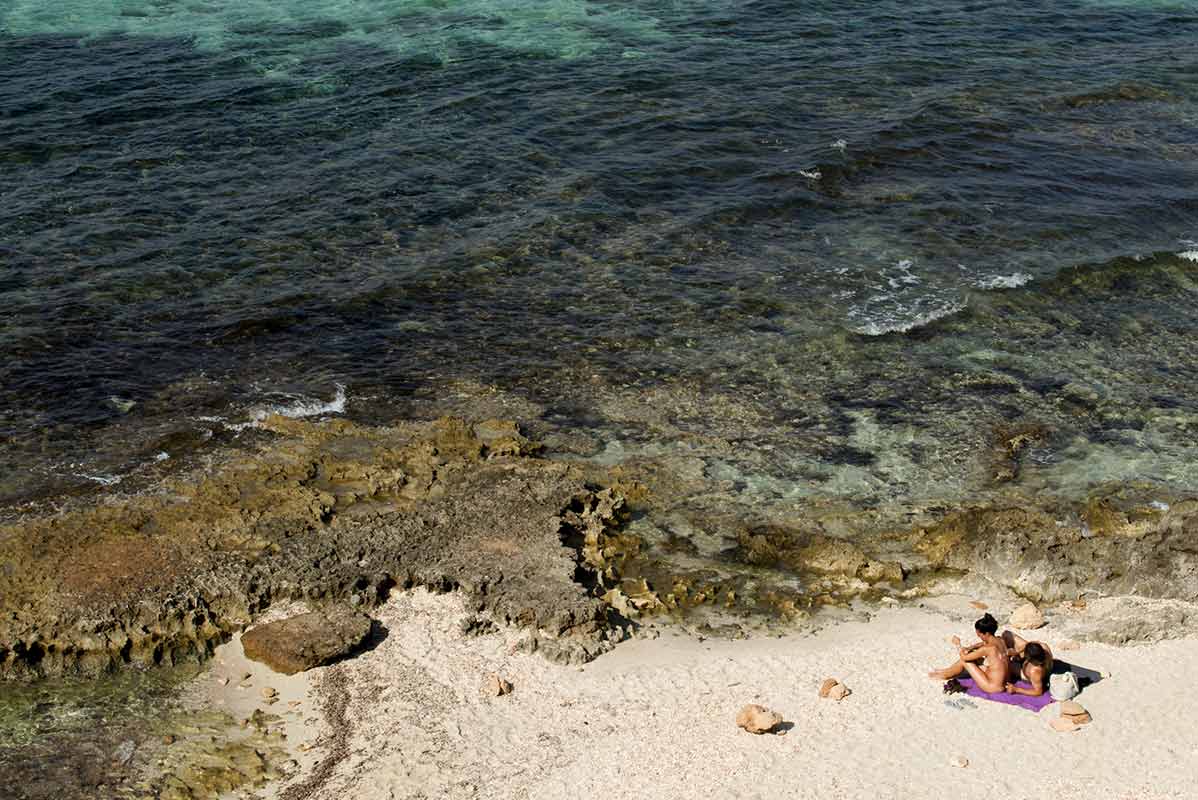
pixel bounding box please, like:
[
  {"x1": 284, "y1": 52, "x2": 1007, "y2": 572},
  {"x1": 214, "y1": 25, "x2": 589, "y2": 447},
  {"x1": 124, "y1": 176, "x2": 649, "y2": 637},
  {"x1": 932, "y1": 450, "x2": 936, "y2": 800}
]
[
  {"x1": 1058, "y1": 640, "x2": 1081, "y2": 651},
  {"x1": 482, "y1": 673, "x2": 513, "y2": 697},
  {"x1": 736, "y1": 704, "x2": 783, "y2": 734},
  {"x1": 260, "y1": 687, "x2": 278, "y2": 700},
  {"x1": 1009, "y1": 603, "x2": 1046, "y2": 630},
  {"x1": 818, "y1": 678, "x2": 840, "y2": 698},
  {"x1": 969, "y1": 600, "x2": 988, "y2": 610},
  {"x1": 828, "y1": 683, "x2": 851, "y2": 701},
  {"x1": 950, "y1": 755, "x2": 969, "y2": 768}
]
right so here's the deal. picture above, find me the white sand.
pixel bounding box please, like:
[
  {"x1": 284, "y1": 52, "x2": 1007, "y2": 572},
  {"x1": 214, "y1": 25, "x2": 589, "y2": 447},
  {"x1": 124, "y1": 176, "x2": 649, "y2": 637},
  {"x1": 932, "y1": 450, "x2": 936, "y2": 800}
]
[{"x1": 233, "y1": 590, "x2": 1198, "y2": 800}]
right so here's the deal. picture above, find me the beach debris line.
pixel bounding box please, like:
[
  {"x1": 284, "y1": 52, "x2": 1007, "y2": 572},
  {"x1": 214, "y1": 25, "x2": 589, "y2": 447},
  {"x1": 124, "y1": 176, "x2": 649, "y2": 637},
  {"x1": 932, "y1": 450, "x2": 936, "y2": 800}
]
[
  {"x1": 241, "y1": 607, "x2": 373, "y2": 675},
  {"x1": 1008, "y1": 603, "x2": 1046, "y2": 630},
  {"x1": 736, "y1": 704, "x2": 784, "y2": 734},
  {"x1": 818, "y1": 678, "x2": 851, "y2": 701}
]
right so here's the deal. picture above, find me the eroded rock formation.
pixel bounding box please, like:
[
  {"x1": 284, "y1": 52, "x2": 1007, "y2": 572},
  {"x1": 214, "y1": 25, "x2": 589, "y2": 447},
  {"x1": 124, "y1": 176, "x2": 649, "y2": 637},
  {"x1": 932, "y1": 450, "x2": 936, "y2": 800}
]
[{"x1": 0, "y1": 416, "x2": 626, "y2": 680}]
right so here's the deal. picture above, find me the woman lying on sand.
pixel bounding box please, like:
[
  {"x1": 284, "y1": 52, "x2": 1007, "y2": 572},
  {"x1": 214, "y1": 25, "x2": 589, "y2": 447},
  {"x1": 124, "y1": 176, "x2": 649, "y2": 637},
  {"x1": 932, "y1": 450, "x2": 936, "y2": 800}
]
[{"x1": 928, "y1": 613, "x2": 1056, "y2": 696}]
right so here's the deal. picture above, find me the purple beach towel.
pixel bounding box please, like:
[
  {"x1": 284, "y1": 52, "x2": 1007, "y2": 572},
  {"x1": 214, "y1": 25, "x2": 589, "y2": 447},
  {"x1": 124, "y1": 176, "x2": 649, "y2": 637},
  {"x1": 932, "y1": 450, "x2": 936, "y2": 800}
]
[{"x1": 955, "y1": 678, "x2": 1055, "y2": 711}]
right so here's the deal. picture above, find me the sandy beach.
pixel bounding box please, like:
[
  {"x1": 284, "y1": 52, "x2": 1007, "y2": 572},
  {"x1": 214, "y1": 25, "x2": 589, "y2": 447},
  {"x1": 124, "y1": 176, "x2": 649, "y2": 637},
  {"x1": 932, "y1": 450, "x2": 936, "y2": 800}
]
[{"x1": 194, "y1": 589, "x2": 1198, "y2": 800}]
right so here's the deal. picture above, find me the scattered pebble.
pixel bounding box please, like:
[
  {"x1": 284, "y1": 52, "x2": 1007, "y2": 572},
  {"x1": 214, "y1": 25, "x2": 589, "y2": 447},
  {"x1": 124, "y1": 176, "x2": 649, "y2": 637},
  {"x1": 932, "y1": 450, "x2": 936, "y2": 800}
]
[
  {"x1": 217, "y1": 676, "x2": 230, "y2": 686},
  {"x1": 950, "y1": 755, "x2": 969, "y2": 768},
  {"x1": 969, "y1": 600, "x2": 988, "y2": 610},
  {"x1": 736, "y1": 704, "x2": 783, "y2": 734},
  {"x1": 482, "y1": 673, "x2": 513, "y2": 697},
  {"x1": 260, "y1": 687, "x2": 278, "y2": 700},
  {"x1": 818, "y1": 678, "x2": 840, "y2": 698},
  {"x1": 1058, "y1": 640, "x2": 1081, "y2": 651}
]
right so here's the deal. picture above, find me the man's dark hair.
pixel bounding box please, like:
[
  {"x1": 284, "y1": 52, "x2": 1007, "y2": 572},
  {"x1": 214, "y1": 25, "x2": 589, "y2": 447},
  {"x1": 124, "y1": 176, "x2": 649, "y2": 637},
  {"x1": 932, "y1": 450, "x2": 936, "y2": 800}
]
[
  {"x1": 974, "y1": 613, "x2": 998, "y2": 635},
  {"x1": 1024, "y1": 642, "x2": 1048, "y2": 665}
]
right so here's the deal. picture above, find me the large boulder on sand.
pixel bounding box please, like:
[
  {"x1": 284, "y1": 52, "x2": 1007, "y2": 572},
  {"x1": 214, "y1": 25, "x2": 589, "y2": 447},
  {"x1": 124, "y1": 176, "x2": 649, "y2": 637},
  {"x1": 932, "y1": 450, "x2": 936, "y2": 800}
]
[
  {"x1": 1009, "y1": 603, "x2": 1046, "y2": 629},
  {"x1": 241, "y1": 607, "x2": 372, "y2": 675},
  {"x1": 736, "y1": 704, "x2": 783, "y2": 734}
]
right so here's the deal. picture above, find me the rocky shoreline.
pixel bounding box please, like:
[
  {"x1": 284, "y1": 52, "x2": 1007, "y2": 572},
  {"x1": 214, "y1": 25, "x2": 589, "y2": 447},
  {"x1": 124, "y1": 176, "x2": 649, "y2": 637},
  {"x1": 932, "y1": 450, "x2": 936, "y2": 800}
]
[
  {"x1": 0, "y1": 415, "x2": 627, "y2": 682},
  {"x1": 4, "y1": 413, "x2": 1198, "y2": 683}
]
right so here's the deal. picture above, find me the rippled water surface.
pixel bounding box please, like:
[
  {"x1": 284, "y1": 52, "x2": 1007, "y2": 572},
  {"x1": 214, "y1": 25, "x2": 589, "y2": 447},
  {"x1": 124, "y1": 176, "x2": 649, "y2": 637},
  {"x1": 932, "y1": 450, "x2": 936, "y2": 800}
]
[{"x1": 2, "y1": 0, "x2": 1198, "y2": 503}]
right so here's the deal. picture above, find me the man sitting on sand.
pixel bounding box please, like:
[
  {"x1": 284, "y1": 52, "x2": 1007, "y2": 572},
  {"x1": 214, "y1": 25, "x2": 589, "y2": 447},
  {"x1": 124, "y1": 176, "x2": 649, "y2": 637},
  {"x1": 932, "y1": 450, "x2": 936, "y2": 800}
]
[
  {"x1": 1002, "y1": 631, "x2": 1054, "y2": 696},
  {"x1": 928, "y1": 613, "x2": 1009, "y2": 693}
]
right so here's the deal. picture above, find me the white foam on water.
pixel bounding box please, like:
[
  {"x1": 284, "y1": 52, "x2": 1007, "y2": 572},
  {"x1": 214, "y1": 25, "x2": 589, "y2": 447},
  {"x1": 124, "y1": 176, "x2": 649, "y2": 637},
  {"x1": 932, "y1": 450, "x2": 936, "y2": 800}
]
[
  {"x1": 1178, "y1": 250, "x2": 1198, "y2": 262},
  {"x1": 0, "y1": 0, "x2": 667, "y2": 61},
  {"x1": 850, "y1": 298, "x2": 967, "y2": 336},
  {"x1": 885, "y1": 259, "x2": 920, "y2": 289},
  {"x1": 1150, "y1": 500, "x2": 1171, "y2": 511},
  {"x1": 975, "y1": 272, "x2": 1032, "y2": 290},
  {"x1": 258, "y1": 383, "x2": 347, "y2": 421},
  {"x1": 79, "y1": 473, "x2": 123, "y2": 486},
  {"x1": 225, "y1": 383, "x2": 348, "y2": 430},
  {"x1": 798, "y1": 169, "x2": 822, "y2": 180}
]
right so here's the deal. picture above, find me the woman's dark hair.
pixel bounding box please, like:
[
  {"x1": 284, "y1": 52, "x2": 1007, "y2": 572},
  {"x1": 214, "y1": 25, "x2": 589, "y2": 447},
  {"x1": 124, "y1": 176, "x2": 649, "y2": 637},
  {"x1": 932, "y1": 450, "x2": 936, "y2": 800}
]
[
  {"x1": 974, "y1": 613, "x2": 998, "y2": 635},
  {"x1": 1024, "y1": 642, "x2": 1048, "y2": 665}
]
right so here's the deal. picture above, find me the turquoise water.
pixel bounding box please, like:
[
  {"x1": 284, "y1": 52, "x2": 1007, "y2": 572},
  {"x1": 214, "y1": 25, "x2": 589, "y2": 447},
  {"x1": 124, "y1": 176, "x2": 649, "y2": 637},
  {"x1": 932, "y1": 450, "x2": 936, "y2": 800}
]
[
  {"x1": 1, "y1": 0, "x2": 1196, "y2": 508},
  {"x1": 1, "y1": 0, "x2": 669, "y2": 61}
]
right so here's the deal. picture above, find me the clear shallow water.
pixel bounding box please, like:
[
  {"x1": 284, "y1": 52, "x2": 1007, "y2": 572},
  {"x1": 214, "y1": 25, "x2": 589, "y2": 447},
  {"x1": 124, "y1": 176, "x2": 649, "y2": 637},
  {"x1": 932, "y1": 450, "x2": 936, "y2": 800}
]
[{"x1": 1, "y1": 0, "x2": 1198, "y2": 503}]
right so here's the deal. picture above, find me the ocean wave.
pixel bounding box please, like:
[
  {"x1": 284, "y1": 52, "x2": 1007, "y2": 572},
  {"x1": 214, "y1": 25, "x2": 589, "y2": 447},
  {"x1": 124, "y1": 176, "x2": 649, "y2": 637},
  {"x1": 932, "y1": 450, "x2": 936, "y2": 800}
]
[
  {"x1": 1179, "y1": 250, "x2": 1198, "y2": 262},
  {"x1": 974, "y1": 272, "x2": 1032, "y2": 290},
  {"x1": 233, "y1": 384, "x2": 348, "y2": 429},
  {"x1": 78, "y1": 473, "x2": 122, "y2": 486},
  {"x1": 224, "y1": 383, "x2": 347, "y2": 428},
  {"x1": 851, "y1": 298, "x2": 967, "y2": 336}
]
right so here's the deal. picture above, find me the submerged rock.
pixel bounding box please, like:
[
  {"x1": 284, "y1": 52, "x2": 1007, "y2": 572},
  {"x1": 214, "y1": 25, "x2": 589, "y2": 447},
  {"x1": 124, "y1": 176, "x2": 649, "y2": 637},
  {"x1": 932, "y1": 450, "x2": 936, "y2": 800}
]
[{"x1": 241, "y1": 608, "x2": 371, "y2": 675}]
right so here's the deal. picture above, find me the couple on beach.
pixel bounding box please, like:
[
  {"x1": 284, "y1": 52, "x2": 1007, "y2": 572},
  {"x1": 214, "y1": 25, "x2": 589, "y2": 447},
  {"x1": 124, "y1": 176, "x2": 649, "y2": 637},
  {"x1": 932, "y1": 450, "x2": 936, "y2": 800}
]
[{"x1": 928, "y1": 613, "x2": 1053, "y2": 696}]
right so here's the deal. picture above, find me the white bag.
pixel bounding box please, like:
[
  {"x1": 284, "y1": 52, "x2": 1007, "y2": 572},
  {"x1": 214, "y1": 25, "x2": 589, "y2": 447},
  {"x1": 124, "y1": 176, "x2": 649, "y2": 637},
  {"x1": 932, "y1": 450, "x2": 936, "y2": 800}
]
[{"x1": 1049, "y1": 671, "x2": 1080, "y2": 701}]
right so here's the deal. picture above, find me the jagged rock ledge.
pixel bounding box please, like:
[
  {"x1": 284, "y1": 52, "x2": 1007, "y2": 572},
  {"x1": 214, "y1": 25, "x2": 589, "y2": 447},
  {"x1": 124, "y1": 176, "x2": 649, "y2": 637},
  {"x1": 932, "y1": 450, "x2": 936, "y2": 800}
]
[{"x1": 0, "y1": 416, "x2": 628, "y2": 681}]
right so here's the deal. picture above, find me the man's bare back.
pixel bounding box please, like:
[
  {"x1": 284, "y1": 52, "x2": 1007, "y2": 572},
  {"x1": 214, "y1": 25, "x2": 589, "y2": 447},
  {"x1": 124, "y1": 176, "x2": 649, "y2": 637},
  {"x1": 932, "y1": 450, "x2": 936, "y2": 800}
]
[{"x1": 1002, "y1": 631, "x2": 1054, "y2": 696}]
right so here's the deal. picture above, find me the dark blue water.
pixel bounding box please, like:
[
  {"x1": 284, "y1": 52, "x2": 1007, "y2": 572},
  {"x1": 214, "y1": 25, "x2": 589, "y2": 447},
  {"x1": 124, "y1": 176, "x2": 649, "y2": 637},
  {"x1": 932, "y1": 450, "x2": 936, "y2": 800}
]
[{"x1": 2, "y1": 0, "x2": 1198, "y2": 503}]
